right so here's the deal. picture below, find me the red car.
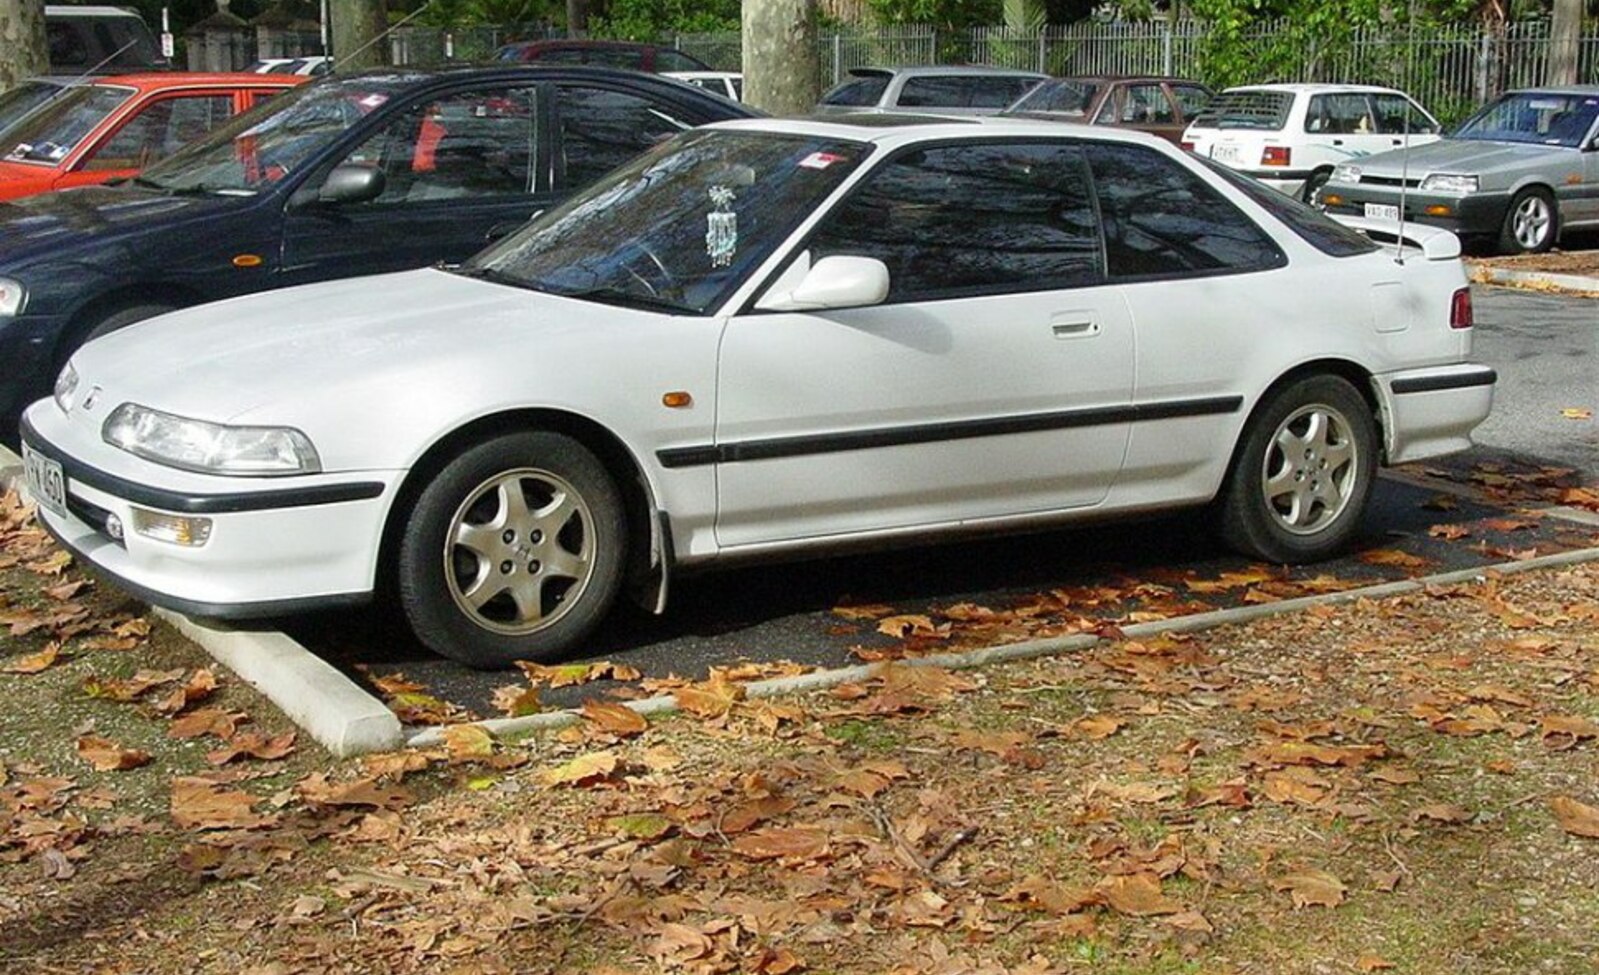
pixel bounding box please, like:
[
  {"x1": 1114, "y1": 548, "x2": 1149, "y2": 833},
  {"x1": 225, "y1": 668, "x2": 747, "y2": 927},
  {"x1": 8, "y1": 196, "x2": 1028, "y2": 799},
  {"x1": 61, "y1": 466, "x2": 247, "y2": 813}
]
[{"x1": 0, "y1": 73, "x2": 302, "y2": 203}]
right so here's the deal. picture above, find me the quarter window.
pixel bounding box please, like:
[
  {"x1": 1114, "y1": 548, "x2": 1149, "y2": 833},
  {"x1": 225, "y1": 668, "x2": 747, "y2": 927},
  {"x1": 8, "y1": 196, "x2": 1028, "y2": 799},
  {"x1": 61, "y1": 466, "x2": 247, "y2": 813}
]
[
  {"x1": 557, "y1": 85, "x2": 687, "y2": 188},
  {"x1": 339, "y1": 87, "x2": 539, "y2": 204},
  {"x1": 1084, "y1": 143, "x2": 1284, "y2": 278},
  {"x1": 811, "y1": 141, "x2": 1102, "y2": 303}
]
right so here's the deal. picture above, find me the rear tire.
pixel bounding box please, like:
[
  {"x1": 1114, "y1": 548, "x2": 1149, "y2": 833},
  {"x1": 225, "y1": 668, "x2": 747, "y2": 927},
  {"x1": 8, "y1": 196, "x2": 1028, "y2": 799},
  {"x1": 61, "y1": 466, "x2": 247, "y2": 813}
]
[
  {"x1": 398, "y1": 431, "x2": 626, "y2": 669},
  {"x1": 1219, "y1": 375, "x2": 1376, "y2": 564},
  {"x1": 1497, "y1": 187, "x2": 1557, "y2": 255}
]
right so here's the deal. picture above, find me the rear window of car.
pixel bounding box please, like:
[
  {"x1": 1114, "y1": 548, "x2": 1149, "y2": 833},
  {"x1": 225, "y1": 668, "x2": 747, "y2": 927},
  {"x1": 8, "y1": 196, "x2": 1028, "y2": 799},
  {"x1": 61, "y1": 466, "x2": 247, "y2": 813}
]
[
  {"x1": 1010, "y1": 79, "x2": 1102, "y2": 116},
  {"x1": 1190, "y1": 90, "x2": 1294, "y2": 131},
  {"x1": 822, "y1": 74, "x2": 890, "y2": 107},
  {"x1": 897, "y1": 75, "x2": 1039, "y2": 109},
  {"x1": 1197, "y1": 154, "x2": 1379, "y2": 257}
]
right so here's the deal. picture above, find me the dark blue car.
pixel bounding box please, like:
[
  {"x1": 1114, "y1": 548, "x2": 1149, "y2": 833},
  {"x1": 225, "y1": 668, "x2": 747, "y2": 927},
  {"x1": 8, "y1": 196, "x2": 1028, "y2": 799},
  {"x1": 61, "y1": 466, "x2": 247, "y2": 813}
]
[{"x1": 0, "y1": 65, "x2": 758, "y2": 440}]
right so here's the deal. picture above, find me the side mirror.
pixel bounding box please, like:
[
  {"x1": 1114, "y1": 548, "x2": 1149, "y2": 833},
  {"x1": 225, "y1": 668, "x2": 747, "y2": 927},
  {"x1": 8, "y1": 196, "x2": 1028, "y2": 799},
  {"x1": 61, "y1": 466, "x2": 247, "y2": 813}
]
[
  {"x1": 318, "y1": 163, "x2": 386, "y2": 205},
  {"x1": 755, "y1": 255, "x2": 890, "y2": 312}
]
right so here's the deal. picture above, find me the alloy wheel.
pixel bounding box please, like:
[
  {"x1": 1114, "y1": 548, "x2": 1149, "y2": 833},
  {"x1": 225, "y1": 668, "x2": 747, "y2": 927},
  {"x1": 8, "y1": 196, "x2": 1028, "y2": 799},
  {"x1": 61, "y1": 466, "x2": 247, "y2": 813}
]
[
  {"x1": 1260, "y1": 403, "x2": 1360, "y2": 536},
  {"x1": 1512, "y1": 194, "x2": 1552, "y2": 251}
]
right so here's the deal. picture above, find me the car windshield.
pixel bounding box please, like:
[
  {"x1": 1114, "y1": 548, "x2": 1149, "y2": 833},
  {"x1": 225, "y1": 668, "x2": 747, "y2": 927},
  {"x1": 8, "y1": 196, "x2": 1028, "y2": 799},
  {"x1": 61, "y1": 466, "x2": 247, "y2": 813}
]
[
  {"x1": 1453, "y1": 91, "x2": 1599, "y2": 148},
  {"x1": 0, "y1": 81, "x2": 68, "y2": 139},
  {"x1": 0, "y1": 83, "x2": 131, "y2": 165},
  {"x1": 464, "y1": 129, "x2": 868, "y2": 315},
  {"x1": 1008, "y1": 79, "x2": 1100, "y2": 116},
  {"x1": 1189, "y1": 90, "x2": 1293, "y2": 130},
  {"x1": 136, "y1": 76, "x2": 414, "y2": 194}
]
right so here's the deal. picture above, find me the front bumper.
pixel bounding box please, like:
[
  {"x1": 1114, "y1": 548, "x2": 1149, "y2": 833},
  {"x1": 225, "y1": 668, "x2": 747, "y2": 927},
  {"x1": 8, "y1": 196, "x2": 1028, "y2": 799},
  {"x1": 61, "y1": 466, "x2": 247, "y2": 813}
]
[
  {"x1": 1374, "y1": 364, "x2": 1496, "y2": 466},
  {"x1": 20, "y1": 405, "x2": 403, "y2": 619},
  {"x1": 1321, "y1": 183, "x2": 1512, "y2": 238}
]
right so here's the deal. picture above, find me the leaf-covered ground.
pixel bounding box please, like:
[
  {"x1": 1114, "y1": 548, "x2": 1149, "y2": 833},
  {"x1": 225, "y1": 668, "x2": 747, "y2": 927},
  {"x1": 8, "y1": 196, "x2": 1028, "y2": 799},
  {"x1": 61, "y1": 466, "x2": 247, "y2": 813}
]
[{"x1": 2, "y1": 488, "x2": 1597, "y2": 975}]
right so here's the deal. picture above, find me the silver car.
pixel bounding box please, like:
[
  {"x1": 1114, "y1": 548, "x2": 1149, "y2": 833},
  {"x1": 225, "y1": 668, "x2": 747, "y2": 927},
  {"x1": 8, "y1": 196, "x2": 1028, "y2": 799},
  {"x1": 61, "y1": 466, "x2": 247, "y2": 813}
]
[
  {"x1": 816, "y1": 65, "x2": 1047, "y2": 116},
  {"x1": 1318, "y1": 86, "x2": 1599, "y2": 254}
]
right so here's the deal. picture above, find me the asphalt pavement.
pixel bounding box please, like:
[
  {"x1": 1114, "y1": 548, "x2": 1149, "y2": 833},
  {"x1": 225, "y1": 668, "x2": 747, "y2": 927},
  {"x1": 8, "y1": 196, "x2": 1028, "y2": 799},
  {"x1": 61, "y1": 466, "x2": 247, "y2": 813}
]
[{"x1": 287, "y1": 285, "x2": 1599, "y2": 724}]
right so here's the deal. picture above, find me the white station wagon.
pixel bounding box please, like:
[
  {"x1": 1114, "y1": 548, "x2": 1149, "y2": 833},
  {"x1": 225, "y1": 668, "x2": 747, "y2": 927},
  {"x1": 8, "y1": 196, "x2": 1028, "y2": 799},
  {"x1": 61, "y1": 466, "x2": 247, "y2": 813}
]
[
  {"x1": 1184, "y1": 83, "x2": 1443, "y2": 202},
  {"x1": 22, "y1": 116, "x2": 1496, "y2": 667}
]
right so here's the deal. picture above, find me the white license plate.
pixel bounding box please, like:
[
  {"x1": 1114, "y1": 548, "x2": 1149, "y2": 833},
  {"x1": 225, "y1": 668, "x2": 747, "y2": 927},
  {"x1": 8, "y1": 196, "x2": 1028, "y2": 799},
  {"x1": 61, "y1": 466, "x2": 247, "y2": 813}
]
[
  {"x1": 1212, "y1": 144, "x2": 1242, "y2": 164},
  {"x1": 21, "y1": 444, "x2": 67, "y2": 519},
  {"x1": 1364, "y1": 203, "x2": 1400, "y2": 221}
]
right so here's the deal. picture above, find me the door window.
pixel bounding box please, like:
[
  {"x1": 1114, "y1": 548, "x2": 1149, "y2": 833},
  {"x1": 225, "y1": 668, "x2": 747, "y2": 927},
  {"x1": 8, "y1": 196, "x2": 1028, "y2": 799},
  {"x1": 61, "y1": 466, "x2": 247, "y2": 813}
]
[
  {"x1": 1371, "y1": 93, "x2": 1438, "y2": 135},
  {"x1": 338, "y1": 86, "x2": 539, "y2": 204},
  {"x1": 1122, "y1": 84, "x2": 1175, "y2": 124},
  {"x1": 556, "y1": 85, "x2": 688, "y2": 188},
  {"x1": 810, "y1": 141, "x2": 1102, "y2": 303},
  {"x1": 1084, "y1": 143, "x2": 1284, "y2": 278},
  {"x1": 1304, "y1": 93, "x2": 1376, "y2": 134},
  {"x1": 79, "y1": 94, "x2": 234, "y2": 171}
]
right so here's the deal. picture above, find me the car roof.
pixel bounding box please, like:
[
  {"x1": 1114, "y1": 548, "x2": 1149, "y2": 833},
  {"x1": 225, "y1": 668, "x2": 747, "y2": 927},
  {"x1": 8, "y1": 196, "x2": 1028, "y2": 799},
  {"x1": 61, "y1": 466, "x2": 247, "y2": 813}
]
[
  {"x1": 1504, "y1": 85, "x2": 1599, "y2": 96},
  {"x1": 1054, "y1": 75, "x2": 1205, "y2": 85},
  {"x1": 44, "y1": 4, "x2": 144, "y2": 15},
  {"x1": 708, "y1": 113, "x2": 1179, "y2": 148},
  {"x1": 500, "y1": 38, "x2": 675, "y2": 51},
  {"x1": 1222, "y1": 83, "x2": 1406, "y2": 95},
  {"x1": 847, "y1": 65, "x2": 1049, "y2": 79},
  {"x1": 92, "y1": 72, "x2": 305, "y2": 91}
]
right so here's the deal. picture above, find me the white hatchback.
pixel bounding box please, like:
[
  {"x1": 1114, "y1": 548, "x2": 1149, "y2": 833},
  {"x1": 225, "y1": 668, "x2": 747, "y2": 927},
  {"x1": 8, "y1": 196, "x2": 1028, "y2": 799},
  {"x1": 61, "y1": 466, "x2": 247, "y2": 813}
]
[
  {"x1": 23, "y1": 117, "x2": 1495, "y2": 667},
  {"x1": 1183, "y1": 83, "x2": 1442, "y2": 202}
]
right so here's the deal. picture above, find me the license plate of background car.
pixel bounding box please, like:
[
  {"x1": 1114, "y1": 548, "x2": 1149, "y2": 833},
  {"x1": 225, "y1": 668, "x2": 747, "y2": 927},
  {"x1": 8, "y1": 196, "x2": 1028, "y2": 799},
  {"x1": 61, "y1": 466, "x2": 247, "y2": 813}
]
[
  {"x1": 21, "y1": 444, "x2": 68, "y2": 518},
  {"x1": 1212, "y1": 144, "x2": 1242, "y2": 164},
  {"x1": 1364, "y1": 203, "x2": 1400, "y2": 221}
]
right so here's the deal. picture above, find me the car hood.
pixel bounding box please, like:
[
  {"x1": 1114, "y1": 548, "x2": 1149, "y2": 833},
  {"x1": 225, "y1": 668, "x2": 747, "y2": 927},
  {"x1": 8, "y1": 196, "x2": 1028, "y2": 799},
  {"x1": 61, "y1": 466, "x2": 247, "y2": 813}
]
[
  {"x1": 69, "y1": 268, "x2": 659, "y2": 462},
  {"x1": 0, "y1": 183, "x2": 245, "y2": 267},
  {"x1": 1350, "y1": 138, "x2": 1572, "y2": 178}
]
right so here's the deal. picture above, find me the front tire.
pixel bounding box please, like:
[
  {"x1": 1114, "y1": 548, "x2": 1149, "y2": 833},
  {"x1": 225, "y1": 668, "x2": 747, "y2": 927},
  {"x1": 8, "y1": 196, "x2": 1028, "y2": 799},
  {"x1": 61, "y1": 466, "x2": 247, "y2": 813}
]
[
  {"x1": 398, "y1": 431, "x2": 626, "y2": 669},
  {"x1": 1497, "y1": 187, "x2": 1557, "y2": 254},
  {"x1": 1219, "y1": 375, "x2": 1376, "y2": 564}
]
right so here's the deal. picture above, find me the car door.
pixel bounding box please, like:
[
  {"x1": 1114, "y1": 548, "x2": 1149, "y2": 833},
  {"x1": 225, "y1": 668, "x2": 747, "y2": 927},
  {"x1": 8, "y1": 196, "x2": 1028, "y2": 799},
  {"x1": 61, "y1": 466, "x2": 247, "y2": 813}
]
[
  {"x1": 58, "y1": 90, "x2": 238, "y2": 191},
  {"x1": 279, "y1": 83, "x2": 554, "y2": 286},
  {"x1": 1123, "y1": 82, "x2": 1183, "y2": 142},
  {"x1": 712, "y1": 139, "x2": 1135, "y2": 550}
]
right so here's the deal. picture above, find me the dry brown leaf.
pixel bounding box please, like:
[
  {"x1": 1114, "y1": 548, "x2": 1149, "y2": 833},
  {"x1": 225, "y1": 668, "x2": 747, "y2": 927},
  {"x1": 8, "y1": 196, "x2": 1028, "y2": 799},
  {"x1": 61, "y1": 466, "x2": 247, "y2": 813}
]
[
  {"x1": 832, "y1": 603, "x2": 896, "y2": 621},
  {"x1": 1073, "y1": 714, "x2": 1126, "y2": 740},
  {"x1": 1095, "y1": 872, "x2": 1182, "y2": 916},
  {"x1": 582, "y1": 700, "x2": 648, "y2": 737},
  {"x1": 167, "y1": 708, "x2": 245, "y2": 740},
  {"x1": 490, "y1": 683, "x2": 541, "y2": 717},
  {"x1": 170, "y1": 777, "x2": 274, "y2": 830},
  {"x1": 440, "y1": 724, "x2": 495, "y2": 761},
  {"x1": 876, "y1": 614, "x2": 942, "y2": 639},
  {"x1": 154, "y1": 669, "x2": 219, "y2": 716},
  {"x1": 731, "y1": 826, "x2": 830, "y2": 862},
  {"x1": 75, "y1": 735, "x2": 152, "y2": 772},
  {"x1": 1549, "y1": 796, "x2": 1599, "y2": 838},
  {"x1": 1357, "y1": 954, "x2": 1396, "y2": 972},
  {"x1": 675, "y1": 677, "x2": 744, "y2": 719},
  {"x1": 296, "y1": 773, "x2": 413, "y2": 809},
  {"x1": 1359, "y1": 549, "x2": 1431, "y2": 569},
  {"x1": 205, "y1": 731, "x2": 297, "y2": 765},
  {"x1": 1412, "y1": 803, "x2": 1472, "y2": 825},
  {"x1": 541, "y1": 750, "x2": 619, "y2": 788},
  {"x1": 3, "y1": 642, "x2": 63, "y2": 675},
  {"x1": 1274, "y1": 870, "x2": 1347, "y2": 908}
]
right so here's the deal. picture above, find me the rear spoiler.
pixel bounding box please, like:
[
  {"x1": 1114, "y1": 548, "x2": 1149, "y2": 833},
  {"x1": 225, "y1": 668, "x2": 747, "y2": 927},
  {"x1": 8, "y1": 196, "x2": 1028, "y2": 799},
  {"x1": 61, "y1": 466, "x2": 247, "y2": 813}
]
[{"x1": 1327, "y1": 214, "x2": 1462, "y2": 261}]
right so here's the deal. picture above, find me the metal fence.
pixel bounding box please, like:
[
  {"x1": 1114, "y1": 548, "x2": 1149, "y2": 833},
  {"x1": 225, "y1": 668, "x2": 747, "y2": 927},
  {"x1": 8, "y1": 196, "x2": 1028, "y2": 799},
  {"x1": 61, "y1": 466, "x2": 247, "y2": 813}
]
[{"x1": 670, "y1": 19, "x2": 1599, "y2": 121}]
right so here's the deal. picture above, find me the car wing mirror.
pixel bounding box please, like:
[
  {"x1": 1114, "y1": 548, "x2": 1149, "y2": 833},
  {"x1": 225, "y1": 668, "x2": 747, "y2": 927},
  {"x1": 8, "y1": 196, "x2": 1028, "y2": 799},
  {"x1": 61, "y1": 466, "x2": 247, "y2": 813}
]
[
  {"x1": 318, "y1": 162, "x2": 386, "y2": 205},
  {"x1": 755, "y1": 255, "x2": 890, "y2": 312}
]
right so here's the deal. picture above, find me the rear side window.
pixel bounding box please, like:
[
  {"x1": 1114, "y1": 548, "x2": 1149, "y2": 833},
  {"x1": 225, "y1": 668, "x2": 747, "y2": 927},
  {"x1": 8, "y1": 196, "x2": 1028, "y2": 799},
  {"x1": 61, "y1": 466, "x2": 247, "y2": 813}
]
[
  {"x1": 1305, "y1": 93, "x2": 1375, "y2": 134},
  {"x1": 969, "y1": 77, "x2": 1040, "y2": 109},
  {"x1": 822, "y1": 75, "x2": 889, "y2": 107},
  {"x1": 1197, "y1": 154, "x2": 1378, "y2": 257},
  {"x1": 1372, "y1": 93, "x2": 1438, "y2": 135},
  {"x1": 1084, "y1": 143, "x2": 1285, "y2": 278},
  {"x1": 1190, "y1": 90, "x2": 1293, "y2": 131},
  {"x1": 898, "y1": 76, "x2": 1038, "y2": 109},
  {"x1": 811, "y1": 140, "x2": 1102, "y2": 303}
]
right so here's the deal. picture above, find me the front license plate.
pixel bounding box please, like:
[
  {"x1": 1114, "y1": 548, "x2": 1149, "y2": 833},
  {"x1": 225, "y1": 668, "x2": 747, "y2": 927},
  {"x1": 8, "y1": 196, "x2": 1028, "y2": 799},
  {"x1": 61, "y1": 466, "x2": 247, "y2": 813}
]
[
  {"x1": 21, "y1": 444, "x2": 67, "y2": 519},
  {"x1": 1364, "y1": 203, "x2": 1400, "y2": 221},
  {"x1": 1212, "y1": 144, "x2": 1242, "y2": 164}
]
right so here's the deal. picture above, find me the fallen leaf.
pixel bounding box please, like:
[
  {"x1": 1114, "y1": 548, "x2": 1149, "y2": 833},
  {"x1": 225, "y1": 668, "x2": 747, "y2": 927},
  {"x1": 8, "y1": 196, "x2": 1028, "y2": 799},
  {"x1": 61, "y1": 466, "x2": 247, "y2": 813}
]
[
  {"x1": 1274, "y1": 870, "x2": 1347, "y2": 908},
  {"x1": 1095, "y1": 872, "x2": 1182, "y2": 916},
  {"x1": 2, "y1": 642, "x2": 63, "y2": 674},
  {"x1": 541, "y1": 751, "x2": 620, "y2": 788},
  {"x1": 1073, "y1": 714, "x2": 1126, "y2": 740},
  {"x1": 1357, "y1": 954, "x2": 1396, "y2": 971},
  {"x1": 876, "y1": 614, "x2": 941, "y2": 639},
  {"x1": 206, "y1": 732, "x2": 297, "y2": 765},
  {"x1": 168, "y1": 708, "x2": 246, "y2": 740},
  {"x1": 1558, "y1": 407, "x2": 1592, "y2": 420},
  {"x1": 441, "y1": 724, "x2": 495, "y2": 761},
  {"x1": 1412, "y1": 803, "x2": 1472, "y2": 825},
  {"x1": 170, "y1": 777, "x2": 274, "y2": 830},
  {"x1": 582, "y1": 700, "x2": 648, "y2": 737},
  {"x1": 731, "y1": 826, "x2": 830, "y2": 862},
  {"x1": 75, "y1": 735, "x2": 152, "y2": 772},
  {"x1": 490, "y1": 683, "x2": 541, "y2": 717},
  {"x1": 1359, "y1": 549, "x2": 1431, "y2": 569},
  {"x1": 1549, "y1": 796, "x2": 1599, "y2": 838}
]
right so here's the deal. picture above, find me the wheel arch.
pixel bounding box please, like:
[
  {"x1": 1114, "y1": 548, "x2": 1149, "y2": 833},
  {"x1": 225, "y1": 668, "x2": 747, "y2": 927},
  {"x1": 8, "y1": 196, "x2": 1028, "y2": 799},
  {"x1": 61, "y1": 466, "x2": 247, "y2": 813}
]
[
  {"x1": 55, "y1": 281, "x2": 206, "y2": 370},
  {"x1": 375, "y1": 407, "x2": 668, "y2": 616},
  {"x1": 1219, "y1": 358, "x2": 1385, "y2": 497}
]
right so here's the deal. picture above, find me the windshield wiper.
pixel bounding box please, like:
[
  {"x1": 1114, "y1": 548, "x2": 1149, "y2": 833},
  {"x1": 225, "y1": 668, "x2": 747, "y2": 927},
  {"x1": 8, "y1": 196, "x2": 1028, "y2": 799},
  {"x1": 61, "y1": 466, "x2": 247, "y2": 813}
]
[{"x1": 557, "y1": 287, "x2": 697, "y2": 315}]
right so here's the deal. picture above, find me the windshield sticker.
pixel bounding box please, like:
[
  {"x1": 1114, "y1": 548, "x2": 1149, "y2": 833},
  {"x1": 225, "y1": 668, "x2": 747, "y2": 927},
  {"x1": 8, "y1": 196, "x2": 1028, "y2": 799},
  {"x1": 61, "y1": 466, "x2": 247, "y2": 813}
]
[
  {"x1": 705, "y1": 185, "x2": 738, "y2": 268},
  {"x1": 798, "y1": 151, "x2": 846, "y2": 170},
  {"x1": 357, "y1": 93, "x2": 389, "y2": 110}
]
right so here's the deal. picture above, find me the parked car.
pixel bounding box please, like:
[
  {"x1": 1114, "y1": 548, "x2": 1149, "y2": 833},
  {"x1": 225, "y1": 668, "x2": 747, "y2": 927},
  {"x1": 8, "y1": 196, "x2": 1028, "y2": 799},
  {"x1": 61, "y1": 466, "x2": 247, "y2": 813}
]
[
  {"x1": 0, "y1": 66, "x2": 759, "y2": 440},
  {"x1": 1183, "y1": 83, "x2": 1442, "y2": 202},
  {"x1": 494, "y1": 39, "x2": 710, "y2": 73},
  {"x1": 817, "y1": 66, "x2": 1048, "y2": 116},
  {"x1": 1319, "y1": 86, "x2": 1599, "y2": 254},
  {"x1": 21, "y1": 117, "x2": 1495, "y2": 667},
  {"x1": 0, "y1": 73, "x2": 302, "y2": 203},
  {"x1": 1006, "y1": 75, "x2": 1213, "y2": 143},
  {"x1": 665, "y1": 70, "x2": 742, "y2": 103},
  {"x1": 46, "y1": 5, "x2": 168, "y2": 74},
  {"x1": 0, "y1": 78, "x2": 73, "y2": 140},
  {"x1": 247, "y1": 56, "x2": 333, "y2": 77}
]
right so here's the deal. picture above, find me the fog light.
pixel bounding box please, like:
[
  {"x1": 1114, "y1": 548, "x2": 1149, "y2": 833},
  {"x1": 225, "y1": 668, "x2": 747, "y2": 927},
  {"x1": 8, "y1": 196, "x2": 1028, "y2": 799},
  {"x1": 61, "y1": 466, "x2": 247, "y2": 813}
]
[
  {"x1": 104, "y1": 513, "x2": 124, "y2": 541},
  {"x1": 1425, "y1": 204, "x2": 1452, "y2": 216},
  {"x1": 131, "y1": 508, "x2": 212, "y2": 547}
]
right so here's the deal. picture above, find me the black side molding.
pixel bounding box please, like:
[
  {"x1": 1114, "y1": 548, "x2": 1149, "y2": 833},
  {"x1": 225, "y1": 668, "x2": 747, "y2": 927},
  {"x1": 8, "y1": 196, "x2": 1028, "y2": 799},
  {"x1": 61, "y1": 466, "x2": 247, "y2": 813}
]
[
  {"x1": 658, "y1": 396, "x2": 1243, "y2": 469},
  {"x1": 1390, "y1": 368, "x2": 1497, "y2": 396}
]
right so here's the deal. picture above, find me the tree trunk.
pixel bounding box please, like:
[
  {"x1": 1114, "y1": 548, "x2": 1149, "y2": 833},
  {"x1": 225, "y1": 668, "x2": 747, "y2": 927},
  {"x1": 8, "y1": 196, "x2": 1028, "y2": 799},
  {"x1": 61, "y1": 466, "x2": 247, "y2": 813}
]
[
  {"x1": 0, "y1": 0, "x2": 48, "y2": 91},
  {"x1": 567, "y1": 0, "x2": 588, "y2": 35},
  {"x1": 1548, "y1": 0, "x2": 1582, "y2": 86},
  {"x1": 743, "y1": 0, "x2": 819, "y2": 116},
  {"x1": 331, "y1": 0, "x2": 388, "y2": 70}
]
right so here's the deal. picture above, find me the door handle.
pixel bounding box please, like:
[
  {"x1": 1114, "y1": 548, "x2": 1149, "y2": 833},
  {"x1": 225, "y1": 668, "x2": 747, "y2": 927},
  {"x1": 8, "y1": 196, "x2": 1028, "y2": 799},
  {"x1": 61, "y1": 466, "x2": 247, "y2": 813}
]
[
  {"x1": 1332, "y1": 138, "x2": 1344, "y2": 146},
  {"x1": 1052, "y1": 320, "x2": 1100, "y2": 339}
]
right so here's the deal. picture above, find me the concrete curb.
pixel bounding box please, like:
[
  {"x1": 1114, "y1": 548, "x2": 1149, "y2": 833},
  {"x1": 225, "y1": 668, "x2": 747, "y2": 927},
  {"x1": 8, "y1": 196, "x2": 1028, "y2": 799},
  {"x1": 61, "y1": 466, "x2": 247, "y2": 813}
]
[
  {"x1": 406, "y1": 544, "x2": 1599, "y2": 749},
  {"x1": 154, "y1": 609, "x2": 405, "y2": 758},
  {"x1": 1469, "y1": 264, "x2": 1599, "y2": 296}
]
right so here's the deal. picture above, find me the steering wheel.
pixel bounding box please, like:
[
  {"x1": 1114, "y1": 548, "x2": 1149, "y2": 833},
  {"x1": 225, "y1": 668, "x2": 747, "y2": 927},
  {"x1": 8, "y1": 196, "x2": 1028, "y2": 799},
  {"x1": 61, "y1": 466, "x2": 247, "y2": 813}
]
[{"x1": 621, "y1": 240, "x2": 675, "y2": 298}]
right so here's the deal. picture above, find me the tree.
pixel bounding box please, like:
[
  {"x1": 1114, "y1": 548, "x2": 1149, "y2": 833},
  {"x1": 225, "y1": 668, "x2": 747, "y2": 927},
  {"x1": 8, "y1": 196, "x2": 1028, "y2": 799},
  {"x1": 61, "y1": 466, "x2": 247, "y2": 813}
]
[
  {"x1": 1547, "y1": 0, "x2": 1582, "y2": 84},
  {"x1": 743, "y1": 0, "x2": 818, "y2": 115},
  {"x1": 0, "y1": 0, "x2": 48, "y2": 90},
  {"x1": 331, "y1": 0, "x2": 388, "y2": 68}
]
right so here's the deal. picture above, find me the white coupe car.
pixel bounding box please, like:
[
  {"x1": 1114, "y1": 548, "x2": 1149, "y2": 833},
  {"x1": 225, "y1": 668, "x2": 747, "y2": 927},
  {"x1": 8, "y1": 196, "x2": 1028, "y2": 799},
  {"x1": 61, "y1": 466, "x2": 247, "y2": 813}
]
[{"x1": 21, "y1": 117, "x2": 1496, "y2": 667}]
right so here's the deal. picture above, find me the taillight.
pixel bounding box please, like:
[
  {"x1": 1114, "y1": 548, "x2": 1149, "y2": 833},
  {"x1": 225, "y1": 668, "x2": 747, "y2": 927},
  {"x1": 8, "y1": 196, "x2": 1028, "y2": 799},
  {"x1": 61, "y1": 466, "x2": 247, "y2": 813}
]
[
  {"x1": 1450, "y1": 287, "x2": 1473, "y2": 329},
  {"x1": 1261, "y1": 146, "x2": 1292, "y2": 166},
  {"x1": 1180, "y1": 140, "x2": 1195, "y2": 152}
]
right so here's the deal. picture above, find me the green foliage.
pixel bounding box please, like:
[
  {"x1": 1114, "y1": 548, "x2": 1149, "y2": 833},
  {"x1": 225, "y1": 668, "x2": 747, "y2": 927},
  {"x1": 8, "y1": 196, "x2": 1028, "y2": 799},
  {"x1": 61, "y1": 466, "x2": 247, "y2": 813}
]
[
  {"x1": 591, "y1": 0, "x2": 740, "y2": 40},
  {"x1": 867, "y1": 0, "x2": 1003, "y2": 30}
]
